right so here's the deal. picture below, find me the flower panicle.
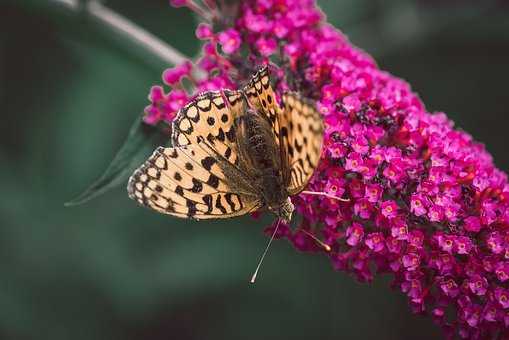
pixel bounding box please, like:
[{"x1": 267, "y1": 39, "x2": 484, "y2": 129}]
[{"x1": 143, "y1": 1, "x2": 509, "y2": 338}]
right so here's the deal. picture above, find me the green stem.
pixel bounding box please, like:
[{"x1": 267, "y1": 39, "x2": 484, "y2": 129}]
[{"x1": 51, "y1": 0, "x2": 189, "y2": 67}]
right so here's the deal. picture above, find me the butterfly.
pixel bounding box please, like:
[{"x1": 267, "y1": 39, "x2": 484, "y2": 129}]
[{"x1": 127, "y1": 66, "x2": 325, "y2": 224}]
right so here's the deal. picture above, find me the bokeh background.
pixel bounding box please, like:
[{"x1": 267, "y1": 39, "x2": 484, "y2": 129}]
[{"x1": 1, "y1": 1, "x2": 508, "y2": 339}]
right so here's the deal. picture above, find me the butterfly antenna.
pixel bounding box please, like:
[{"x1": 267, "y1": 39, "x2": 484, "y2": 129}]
[
  {"x1": 300, "y1": 229, "x2": 331, "y2": 252},
  {"x1": 300, "y1": 191, "x2": 349, "y2": 202},
  {"x1": 250, "y1": 219, "x2": 281, "y2": 284}
]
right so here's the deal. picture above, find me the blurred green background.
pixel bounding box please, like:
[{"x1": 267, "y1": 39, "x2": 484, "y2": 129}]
[{"x1": 1, "y1": 1, "x2": 508, "y2": 339}]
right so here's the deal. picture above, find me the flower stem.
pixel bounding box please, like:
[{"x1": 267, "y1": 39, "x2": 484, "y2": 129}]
[{"x1": 51, "y1": 0, "x2": 189, "y2": 67}]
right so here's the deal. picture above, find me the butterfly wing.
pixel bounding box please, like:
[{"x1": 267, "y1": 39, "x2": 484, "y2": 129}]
[
  {"x1": 127, "y1": 143, "x2": 262, "y2": 220},
  {"x1": 279, "y1": 92, "x2": 324, "y2": 195},
  {"x1": 129, "y1": 89, "x2": 265, "y2": 220},
  {"x1": 242, "y1": 66, "x2": 281, "y2": 147},
  {"x1": 242, "y1": 69, "x2": 324, "y2": 195},
  {"x1": 171, "y1": 89, "x2": 245, "y2": 147},
  {"x1": 128, "y1": 68, "x2": 323, "y2": 219},
  {"x1": 171, "y1": 89, "x2": 247, "y2": 169}
]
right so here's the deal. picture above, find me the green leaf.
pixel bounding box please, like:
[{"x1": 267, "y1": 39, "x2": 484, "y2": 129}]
[{"x1": 65, "y1": 117, "x2": 170, "y2": 206}]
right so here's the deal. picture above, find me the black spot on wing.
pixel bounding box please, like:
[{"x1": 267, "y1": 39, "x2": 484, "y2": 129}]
[
  {"x1": 186, "y1": 200, "x2": 197, "y2": 217},
  {"x1": 169, "y1": 149, "x2": 178, "y2": 158},
  {"x1": 281, "y1": 127, "x2": 288, "y2": 138},
  {"x1": 217, "y1": 128, "x2": 226, "y2": 142},
  {"x1": 202, "y1": 195, "x2": 213, "y2": 213},
  {"x1": 174, "y1": 172, "x2": 182, "y2": 181},
  {"x1": 191, "y1": 178, "x2": 203, "y2": 193},
  {"x1": 207, "y1": 174, "x2": 220, "y2": 189},
  {"x1": 201, "y1": 156, "x2": 216, "y2": 170},
  {"x1": 288, "y1": 145, "x2": 294, "y2": 157},
  {"x1": 215, "y1": 195, "x2": 227, "y2": 214},
  {"x1": 306, "y1": 154, "x2": 314, "y2": 168},
  {"x1": 224, "y1": 147, "x2": 232, "y2": 159},
  {"x1": 225, "y1": 193, "x2": 242, "y2": 211},
  {"x1": 166, "y1": 200, "x2": 176, "y2": 213},
  {"x1": 226, "y1": 127, "x2": 236, "y2": 142},
  {"x1": 295, "y1": 140, "x2": 303, "y2": 153}
]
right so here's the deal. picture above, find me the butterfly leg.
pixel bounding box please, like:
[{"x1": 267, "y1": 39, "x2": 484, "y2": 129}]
[{"x1": 299, "y1": 190, "x2": 349, "y2": 202}]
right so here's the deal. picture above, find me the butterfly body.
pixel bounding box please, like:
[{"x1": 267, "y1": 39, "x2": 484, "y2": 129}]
[
  {"x1": 128, "y1": 67, "x2": 323, "y2": 223},
  {"x1": 234, "y1": 111, "x2": 293, "y2": 221}
]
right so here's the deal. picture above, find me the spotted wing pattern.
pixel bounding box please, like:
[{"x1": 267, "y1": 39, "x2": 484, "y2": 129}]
[
  {"x1": 280, "y1": 92, "x2": 324, "y2": 195},
  {"x1": 171, "y1": 90, "x2": 245, "y2": 147},
  {"x1": 243, "y1": 66, "x2": 281, "y2": 147},
  {"x1": 128, "y1": 68, "x2": 324, "y2": 220},
  {"x1": 129, "y1": 86, "x2": 263, "y2": 220},
  {"x1": 127, "y1": 143, "x2": 262, "y2": 220}
]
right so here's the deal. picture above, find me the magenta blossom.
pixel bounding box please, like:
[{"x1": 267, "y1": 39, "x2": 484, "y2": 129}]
[
  {"x1": 143, "y1": 86, "x2": 189, "y2": 125},
  {"x1": 217, "y1": 28, "x2": 241, "y2": 54},
  {"x1": 143, "y1": 1, "x2": 509, "y2": 338},
  {"x1": 162, "y1": 60, "x2": 193, "y2": 85}
]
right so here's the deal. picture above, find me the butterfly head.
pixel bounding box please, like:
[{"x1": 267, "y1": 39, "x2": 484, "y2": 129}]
[{"x1": 273, "y1": 197, "x2": 294, "y2": 223}]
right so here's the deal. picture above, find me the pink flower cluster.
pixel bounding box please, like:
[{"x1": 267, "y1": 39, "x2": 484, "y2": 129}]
[{"x1": 144, "y1": 0, "x2": 509, "y2": 338}]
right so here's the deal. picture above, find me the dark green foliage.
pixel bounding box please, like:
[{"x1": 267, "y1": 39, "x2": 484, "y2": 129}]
[{"x1": 66, "y1": 118, "x2": 169, "y2": 206}]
